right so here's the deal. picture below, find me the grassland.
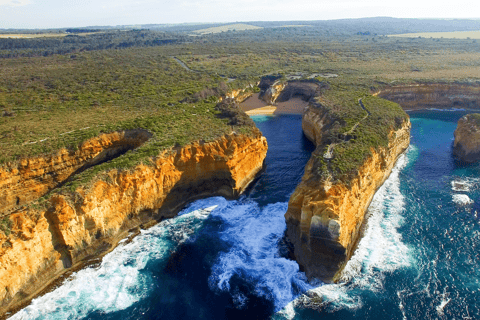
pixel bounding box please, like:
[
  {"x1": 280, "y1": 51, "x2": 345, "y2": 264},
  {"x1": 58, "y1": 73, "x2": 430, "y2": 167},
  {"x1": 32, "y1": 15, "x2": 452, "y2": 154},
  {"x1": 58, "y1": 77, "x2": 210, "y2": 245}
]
[
  {"x1": 0, "y1": 47, "x2": 257, "y2": 168},
  {"x1": 1, "y1": 28, "x2": 479, "y2": 191},
  {"x1": 0, "y1": 33, "x2": 67, "y2": 39},
  {"x1": 0, "y1": 32, "x2": 101, "y2": 39},
  {"x1": 191, "y1": 24, "x2": 263, "y2": 35},
  {"x1": 176, "y1": 38, "x2": 480, "y2": 83},
  {"x1": 388, "y1": 30, "x2": 480, "y2": 39}
]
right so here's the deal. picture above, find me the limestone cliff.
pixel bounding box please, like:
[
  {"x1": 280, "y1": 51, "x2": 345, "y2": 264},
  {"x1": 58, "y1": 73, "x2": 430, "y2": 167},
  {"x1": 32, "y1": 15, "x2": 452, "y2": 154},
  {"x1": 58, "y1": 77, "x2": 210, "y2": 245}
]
[
  {"x1": 223, "y1": 88, "x2": 254, "y2": 103},
  {"x1": 0, "y1": 129, "x2": 152, "y2": 216},
  {"x1": 376, "y1": 83, "x2": 480, "y2": 110},
  {"x1": 285, "y1": 101, "x2": 411, "y2": 282},
  {"x1": 260, "y1": 82, "x2": 287, "y2": 105},
  {"x1": 453, "y1": 113, "x2": 480, "y2": 163},
  {"x1": 0, "y1": 132, "x2": 267, "y2": 315}
]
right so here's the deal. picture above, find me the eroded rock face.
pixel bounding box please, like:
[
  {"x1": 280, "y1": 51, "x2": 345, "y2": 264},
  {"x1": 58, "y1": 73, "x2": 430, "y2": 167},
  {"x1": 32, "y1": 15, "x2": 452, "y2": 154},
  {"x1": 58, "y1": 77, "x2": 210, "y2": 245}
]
[
  {"x1": 0, "y1": 132, "x2": 267, "y2": 315},
  {"x1": 377, "y1": 83, "x2": 480, "y2": 110},
  {"x1": 223, "y1": 88, "x2": 254, "y2": 103},
  {"x1": 285, "y1": 107, "x2": 411, "y2": 282},
  {"x1": 0, "y1": 129, "x2": 152, "y2": 215},
  {"x1": 259, "y1": 82, "x2": 287, "y2": 105},
  {"x1": 276, "y1": 82, "x2": 319, "y2": 103},
  {"x1": 453, "y1": 113, "x2": 480, "y2": 163}
]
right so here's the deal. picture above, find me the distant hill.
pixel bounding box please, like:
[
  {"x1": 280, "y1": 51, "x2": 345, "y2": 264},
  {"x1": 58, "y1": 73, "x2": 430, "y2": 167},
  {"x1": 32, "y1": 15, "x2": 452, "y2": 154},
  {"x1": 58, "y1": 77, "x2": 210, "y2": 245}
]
[{"x1": 191, "y1": 23, "x2": 263, "y2": 35}]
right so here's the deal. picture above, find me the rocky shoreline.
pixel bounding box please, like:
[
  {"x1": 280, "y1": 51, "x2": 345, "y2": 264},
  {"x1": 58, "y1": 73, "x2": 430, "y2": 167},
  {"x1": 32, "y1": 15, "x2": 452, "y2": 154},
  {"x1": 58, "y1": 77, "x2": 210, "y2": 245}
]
[{"x1": 0, "y1": 132, "x2": 268, "y2": 316}]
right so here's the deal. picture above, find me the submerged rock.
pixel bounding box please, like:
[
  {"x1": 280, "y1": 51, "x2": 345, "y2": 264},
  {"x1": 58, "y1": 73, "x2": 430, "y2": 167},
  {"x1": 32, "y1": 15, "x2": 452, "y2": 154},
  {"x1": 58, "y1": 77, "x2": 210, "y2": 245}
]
[{"x1": 453, "y1": 113, "x2": 480, "y2": 163}]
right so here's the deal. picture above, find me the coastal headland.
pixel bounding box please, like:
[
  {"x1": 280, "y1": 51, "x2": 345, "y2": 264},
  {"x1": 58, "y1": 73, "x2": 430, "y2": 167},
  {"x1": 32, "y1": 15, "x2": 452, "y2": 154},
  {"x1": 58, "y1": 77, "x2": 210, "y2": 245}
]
[{"x1": 2, "y1": 21, "x2": 480, "y2": 317}]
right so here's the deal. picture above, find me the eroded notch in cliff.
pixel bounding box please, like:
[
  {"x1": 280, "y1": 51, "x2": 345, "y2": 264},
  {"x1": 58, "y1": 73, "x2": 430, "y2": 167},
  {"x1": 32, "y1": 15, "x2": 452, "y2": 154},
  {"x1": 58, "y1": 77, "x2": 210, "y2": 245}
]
[
  {"x1": 0, "y1": 129, "x2": 152, "y2": 215},
  {"x1": 65, "y1": 129, "x2": 153, "y2": 181}
]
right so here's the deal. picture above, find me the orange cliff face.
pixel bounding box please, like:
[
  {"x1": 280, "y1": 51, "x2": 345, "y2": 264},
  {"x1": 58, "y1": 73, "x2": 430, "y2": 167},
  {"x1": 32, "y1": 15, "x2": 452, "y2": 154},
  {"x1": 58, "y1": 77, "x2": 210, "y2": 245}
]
[
  {"x1": 376, "y1": 83, "x2": 480, "y2": 111},
  {"x1": 0, "y1": 129, "x2": 152, "y2": 215},
  {"x1": 224, "y1": 88, "x2": 255, "y2": 103},
  {"x1": 285, "y1": 107, "x2": 411, "y2": 282},
  {"x1": 0, "y1": 132, "x2": 267, "y2": 315}
]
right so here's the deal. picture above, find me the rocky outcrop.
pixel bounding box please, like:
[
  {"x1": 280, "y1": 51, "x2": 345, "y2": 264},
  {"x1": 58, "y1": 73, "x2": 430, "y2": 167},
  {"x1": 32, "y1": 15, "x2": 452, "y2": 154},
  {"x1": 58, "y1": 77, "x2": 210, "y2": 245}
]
[
  {"x1": 376, "y1": 83, "x2": 480, "y2": 110},
  {"x1": 259, "y1": 82, "x2": 286, "y2": 105},
  {"x1": 0, "y1": 129, "x2": 152, "y2": 215},
  {"x1": 258, "y1": 79, "x2": 326, "y2": 106},
  {"x1": 0, "y1": 132, "x2": 267, "y2": 315},
  {"x1": 276, "y1": 82, "x2": 320, "y2": 103},
  {"x1": 453, "y1": 113, "x2": 480, "y2": 163},
  {"x1": 223, "y1": 88, "x2": 254, "y2": 103},
  {"x1": 285, "y1": 105, "x2": 411, "y2": 282}
]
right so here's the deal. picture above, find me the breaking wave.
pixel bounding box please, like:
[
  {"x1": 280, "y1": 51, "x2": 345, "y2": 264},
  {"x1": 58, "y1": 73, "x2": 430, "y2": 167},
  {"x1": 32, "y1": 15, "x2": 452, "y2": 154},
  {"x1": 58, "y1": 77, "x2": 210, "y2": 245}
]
[
  {"x1": 277, "y1": 147, "x2": 414, "y2": 318},
  {"x1": 10, "y1": 205, "x2": 219, "y2": 320}
]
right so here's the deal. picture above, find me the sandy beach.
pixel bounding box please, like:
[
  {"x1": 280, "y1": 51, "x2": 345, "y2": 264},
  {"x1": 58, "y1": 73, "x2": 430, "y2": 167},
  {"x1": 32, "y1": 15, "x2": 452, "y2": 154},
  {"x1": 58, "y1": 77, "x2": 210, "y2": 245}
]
[{"x1": 240, "y1": 93, "x2": 308, "y2": 115}]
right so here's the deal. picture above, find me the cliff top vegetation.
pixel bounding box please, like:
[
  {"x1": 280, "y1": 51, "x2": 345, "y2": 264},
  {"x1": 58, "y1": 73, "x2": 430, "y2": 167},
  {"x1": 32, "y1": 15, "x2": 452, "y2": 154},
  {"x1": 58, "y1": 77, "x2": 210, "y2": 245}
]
[
  {"x1": 463, "y1": 113, "x2": 480, "y2": 125},
  {"x1": 1, "y1": 19, "x2": 479, "y2": 196},
  {"x1": 312, "y1": 89, "x2": 408, "y2": 183}
]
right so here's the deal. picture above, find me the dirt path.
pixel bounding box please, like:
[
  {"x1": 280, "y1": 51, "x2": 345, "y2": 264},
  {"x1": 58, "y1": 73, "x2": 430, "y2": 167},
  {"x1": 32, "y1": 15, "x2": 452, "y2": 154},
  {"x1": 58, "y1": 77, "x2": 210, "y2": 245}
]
[
  {"x1": 172, "y1": 57, "x2": 236, "y2": 82},
  {"x1": 323, "y1": 98, "x2": 370, "y2": 159},
  {"x1": 172, "y1": 57, "x2": 200, "y2": 73}
]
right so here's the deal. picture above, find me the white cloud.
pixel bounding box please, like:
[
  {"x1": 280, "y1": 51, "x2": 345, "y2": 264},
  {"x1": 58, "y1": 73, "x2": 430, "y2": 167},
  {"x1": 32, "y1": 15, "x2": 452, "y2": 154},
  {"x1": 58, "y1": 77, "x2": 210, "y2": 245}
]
[{"x1": 0, "y1": 0, "x2": 31, "y2": 6}]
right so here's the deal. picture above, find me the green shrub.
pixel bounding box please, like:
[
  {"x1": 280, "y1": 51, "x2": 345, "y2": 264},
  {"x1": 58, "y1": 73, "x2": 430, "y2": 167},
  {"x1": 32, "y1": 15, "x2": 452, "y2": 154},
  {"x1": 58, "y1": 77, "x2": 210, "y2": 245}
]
[{"x1": 0, "y1": 217, "x2": 13, "y2": 236}]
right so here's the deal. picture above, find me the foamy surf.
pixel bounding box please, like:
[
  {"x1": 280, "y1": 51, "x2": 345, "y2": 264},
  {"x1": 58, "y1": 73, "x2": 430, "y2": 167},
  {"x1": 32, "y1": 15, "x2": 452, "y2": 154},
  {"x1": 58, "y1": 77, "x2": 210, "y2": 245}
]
[
  {"x1": 208, "y1": 201, "x2": 314, "y2": 312},
  {"x1": 451, "y1": 177, "x2": 478, "y2": 192},
  {"x1": 452, "y1": 194, "x2": 474, "y2": 205},
  {"x1": 277, "y1": 147, "x2": 414, "y2": 318},
  {"x1": 9, "y1": 204, "x2": 219, "y2": 320}
]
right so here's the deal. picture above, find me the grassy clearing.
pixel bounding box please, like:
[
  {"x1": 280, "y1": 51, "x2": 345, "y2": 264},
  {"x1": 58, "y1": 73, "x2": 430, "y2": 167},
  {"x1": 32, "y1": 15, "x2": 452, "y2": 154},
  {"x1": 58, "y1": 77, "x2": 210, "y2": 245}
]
[
  {"x1": 388, "y1": 31, "x2": 480, "y2": 40},
  {"x1": 0, "y1": 33, "x2": 67, "y2": 39},
  {"x1": 0, "y1": 32, "x2": 102, "y2": 39},
  {"x1": 192, "y1": 24, "x2": 263, "y2": 35}
]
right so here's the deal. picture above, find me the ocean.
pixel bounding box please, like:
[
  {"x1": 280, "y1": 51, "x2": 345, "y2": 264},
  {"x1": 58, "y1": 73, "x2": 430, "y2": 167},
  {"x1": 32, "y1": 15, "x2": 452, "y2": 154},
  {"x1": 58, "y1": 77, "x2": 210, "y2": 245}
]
[{"x1": 11, "y1": 112, "x2": 480, "y2": 320}]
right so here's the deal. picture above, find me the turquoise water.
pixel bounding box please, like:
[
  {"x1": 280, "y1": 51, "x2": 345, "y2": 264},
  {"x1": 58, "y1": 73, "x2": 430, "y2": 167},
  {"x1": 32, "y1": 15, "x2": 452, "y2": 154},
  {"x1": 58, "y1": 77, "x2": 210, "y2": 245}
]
[{"x1": 10, "y1": 112, "x2": 480, "y2": 319}]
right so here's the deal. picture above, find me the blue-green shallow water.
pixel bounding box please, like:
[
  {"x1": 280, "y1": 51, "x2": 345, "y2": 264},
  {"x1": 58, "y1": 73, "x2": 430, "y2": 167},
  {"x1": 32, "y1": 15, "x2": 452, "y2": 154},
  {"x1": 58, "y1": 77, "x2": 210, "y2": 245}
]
[{"x1": 11, "y1": 112, "x2": 480, "y2": 319}]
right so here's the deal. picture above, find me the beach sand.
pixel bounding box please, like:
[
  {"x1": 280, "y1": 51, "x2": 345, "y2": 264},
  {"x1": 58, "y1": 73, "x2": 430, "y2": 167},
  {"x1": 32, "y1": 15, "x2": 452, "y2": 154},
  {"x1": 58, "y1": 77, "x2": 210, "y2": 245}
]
[{"x1": 240, "y1": 93, "x2": 308, "y2": 115}]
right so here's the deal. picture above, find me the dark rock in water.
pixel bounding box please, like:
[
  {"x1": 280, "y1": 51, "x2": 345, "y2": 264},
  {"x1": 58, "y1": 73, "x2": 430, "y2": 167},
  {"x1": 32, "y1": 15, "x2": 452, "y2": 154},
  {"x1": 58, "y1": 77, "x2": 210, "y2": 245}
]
[{"x1": 453, "y1": 113, "x2": 480, "y2": 164}]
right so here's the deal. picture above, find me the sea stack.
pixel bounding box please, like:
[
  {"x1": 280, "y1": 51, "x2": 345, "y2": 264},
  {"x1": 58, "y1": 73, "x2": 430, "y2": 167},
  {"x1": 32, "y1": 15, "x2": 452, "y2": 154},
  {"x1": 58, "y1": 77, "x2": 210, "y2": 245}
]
[
  {"x1": 453, "y1": 113, "x2": 480, "y2": 163},
  {"x1": 285, "y1": 94, "x2": 411, "y2": 283}
]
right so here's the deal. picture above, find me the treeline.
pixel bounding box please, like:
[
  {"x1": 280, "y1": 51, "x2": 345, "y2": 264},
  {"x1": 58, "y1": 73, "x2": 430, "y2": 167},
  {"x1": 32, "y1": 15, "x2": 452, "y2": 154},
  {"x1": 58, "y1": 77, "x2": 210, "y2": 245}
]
[
  {"x1": 3, "y1": 17, "x2": 480, "y2": 59},
  {"x1": 65, "y1": 28, "x2": 100, "y2": 33},
  {"x1": 0, "y1": 30, "x2": 188, "y2": 58}
]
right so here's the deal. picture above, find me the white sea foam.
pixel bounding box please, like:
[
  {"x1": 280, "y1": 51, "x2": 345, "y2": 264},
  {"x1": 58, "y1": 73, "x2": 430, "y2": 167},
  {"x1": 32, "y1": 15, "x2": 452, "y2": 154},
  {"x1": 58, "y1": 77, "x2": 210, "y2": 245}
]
[
  {"x1": 208, "y1": 201, "x2": 314, "y2": 311},
  {"x1": 436, "y1": 297, "x2": 451, "y2": 315},
  {"x1": 277, "y1": 147, "x2": 414, "y2": 317},
  {"x1": 452, "y1": 194, "x2": 474, "y2": 205},
  {"x1": 10, "y1": 204, "x2": 219, "y2": 320},
  {"x1": 451, "y1": 178, "x2": 479, "y2": 192},
  {"x1": 427, "y1": 108, "x2": 466, "y2": 112}
]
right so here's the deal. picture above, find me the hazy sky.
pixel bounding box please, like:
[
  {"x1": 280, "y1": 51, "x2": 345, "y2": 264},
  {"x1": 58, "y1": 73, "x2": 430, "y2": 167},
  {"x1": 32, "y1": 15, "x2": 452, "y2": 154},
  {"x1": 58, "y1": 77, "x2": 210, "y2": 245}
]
[{"x1": 0, "y1": 0, "x2": 479, "y2": 29}]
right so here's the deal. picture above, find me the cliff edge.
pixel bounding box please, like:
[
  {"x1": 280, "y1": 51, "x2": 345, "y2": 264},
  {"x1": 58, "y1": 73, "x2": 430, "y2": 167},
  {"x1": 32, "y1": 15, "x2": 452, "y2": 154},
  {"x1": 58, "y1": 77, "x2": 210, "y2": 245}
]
[
  {"x1": 0, "y1": 100, "x2": 268, "y2": 316},
  {"x1": 285, "y1": 91, "x2": 411, "y2": 282},
  {"x1": 453, "y1": 113, "x2": 480, "y2": 163}
]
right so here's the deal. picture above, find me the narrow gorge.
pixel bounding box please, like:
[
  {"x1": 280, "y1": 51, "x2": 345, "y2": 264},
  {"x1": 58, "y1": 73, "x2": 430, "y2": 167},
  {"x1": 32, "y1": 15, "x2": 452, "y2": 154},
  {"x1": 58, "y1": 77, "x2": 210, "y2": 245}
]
[{"x1": 4, "y1": 78, "x2": 480, "y2": 318}]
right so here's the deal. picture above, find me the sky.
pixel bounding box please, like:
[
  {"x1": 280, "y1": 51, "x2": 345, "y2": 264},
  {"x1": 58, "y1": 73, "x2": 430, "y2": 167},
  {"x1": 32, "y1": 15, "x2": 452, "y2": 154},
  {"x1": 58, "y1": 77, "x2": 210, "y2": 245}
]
[{"x1": 0, "y1": 0, "x2": 479, "y2": 29}]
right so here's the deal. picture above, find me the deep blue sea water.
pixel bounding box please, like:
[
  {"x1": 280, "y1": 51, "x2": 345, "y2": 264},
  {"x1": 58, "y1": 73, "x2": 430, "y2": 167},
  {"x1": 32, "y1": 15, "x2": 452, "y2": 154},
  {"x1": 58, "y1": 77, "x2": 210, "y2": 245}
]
[{"x1": 11, "y1": 112, "x2": 480, "y2": 319}]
